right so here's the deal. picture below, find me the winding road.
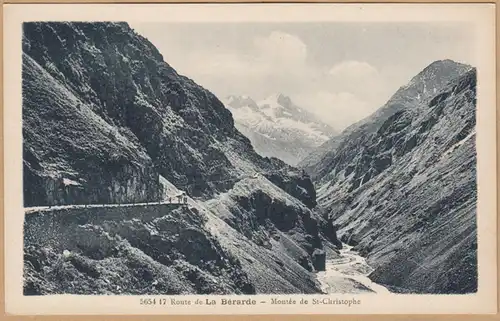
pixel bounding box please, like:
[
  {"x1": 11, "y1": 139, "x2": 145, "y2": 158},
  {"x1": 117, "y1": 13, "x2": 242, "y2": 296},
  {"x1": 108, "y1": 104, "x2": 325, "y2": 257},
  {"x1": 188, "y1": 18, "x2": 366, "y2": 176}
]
[{"x1": 24, "y1": 200, "x2": 186, "y2": 215}]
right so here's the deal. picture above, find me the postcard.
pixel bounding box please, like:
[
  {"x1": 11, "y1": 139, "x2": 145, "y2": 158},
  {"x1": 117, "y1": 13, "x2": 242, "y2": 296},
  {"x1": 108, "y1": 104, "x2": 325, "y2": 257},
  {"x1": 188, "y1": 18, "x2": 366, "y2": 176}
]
[{"x1": 3, "y1": 2, "x2": 497, "y2": 315}]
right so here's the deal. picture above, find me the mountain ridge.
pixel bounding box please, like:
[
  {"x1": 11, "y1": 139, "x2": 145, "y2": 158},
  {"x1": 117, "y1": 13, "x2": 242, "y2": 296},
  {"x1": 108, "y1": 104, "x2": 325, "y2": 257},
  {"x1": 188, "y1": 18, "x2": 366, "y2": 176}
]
[
  {"x1": 299, "y1": 59, "x2": 472, "y2": 177},
  {"x1": 224, "y1": 93, "x2": 337, "y2": 166},
  {"x1": 300, "y1": 59, "x2": 477, "y2": 293}
]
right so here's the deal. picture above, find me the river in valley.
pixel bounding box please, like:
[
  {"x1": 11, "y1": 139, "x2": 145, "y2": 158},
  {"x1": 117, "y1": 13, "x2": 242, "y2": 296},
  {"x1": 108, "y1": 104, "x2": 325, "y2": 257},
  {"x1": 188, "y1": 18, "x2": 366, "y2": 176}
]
[{"x1": 316, "y1": 244, "x2": 391, "y2": 294}]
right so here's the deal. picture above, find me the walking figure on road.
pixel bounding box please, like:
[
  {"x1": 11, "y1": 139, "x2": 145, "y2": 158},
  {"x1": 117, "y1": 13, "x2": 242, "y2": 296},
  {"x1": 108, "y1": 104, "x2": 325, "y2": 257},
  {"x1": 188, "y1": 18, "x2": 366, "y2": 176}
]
[{"x1": 176, "y1": 191, "x2": 187, "y2": 204}]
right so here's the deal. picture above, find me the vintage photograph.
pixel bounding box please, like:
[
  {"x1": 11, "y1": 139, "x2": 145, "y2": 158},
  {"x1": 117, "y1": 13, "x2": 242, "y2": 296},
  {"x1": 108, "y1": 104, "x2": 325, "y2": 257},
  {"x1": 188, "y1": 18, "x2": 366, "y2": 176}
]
[
  {"x1": 3, "y1": 3, "x2": 496, "y2": 315},
  {"x1": 22, "y1": 19, "x2": 479, "y2": 296}
]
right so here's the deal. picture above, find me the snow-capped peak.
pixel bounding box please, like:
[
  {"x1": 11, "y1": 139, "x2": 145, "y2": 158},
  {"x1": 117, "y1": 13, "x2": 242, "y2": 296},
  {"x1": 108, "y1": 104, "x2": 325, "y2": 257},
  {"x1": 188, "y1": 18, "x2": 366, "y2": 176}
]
[
  {"x1": 259, "y1": 93, "x2": 288, "y2": 110},
  {"x1": 223, "y1": 95, "x2": 259, "y2": 111},
  {"x1": 223, "y1": 93, "x2": 337, "y2": 166}
]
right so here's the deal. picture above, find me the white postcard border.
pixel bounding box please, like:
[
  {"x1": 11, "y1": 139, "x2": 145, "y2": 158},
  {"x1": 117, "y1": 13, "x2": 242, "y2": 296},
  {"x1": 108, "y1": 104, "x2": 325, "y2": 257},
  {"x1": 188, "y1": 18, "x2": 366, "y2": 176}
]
[{"x1": 3, "y1": 3, "x2": 497, "y2": 315}]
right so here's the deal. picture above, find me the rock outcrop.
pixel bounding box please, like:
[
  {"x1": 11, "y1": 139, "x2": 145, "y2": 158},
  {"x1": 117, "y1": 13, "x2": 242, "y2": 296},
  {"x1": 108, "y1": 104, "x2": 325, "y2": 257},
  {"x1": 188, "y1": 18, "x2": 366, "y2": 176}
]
[
  {"x1": 205, "y1": 176, "x2": 327, "y2": 274},
  {"x1": 24, "y1": 205, "x2": 255, "y2": 295}
]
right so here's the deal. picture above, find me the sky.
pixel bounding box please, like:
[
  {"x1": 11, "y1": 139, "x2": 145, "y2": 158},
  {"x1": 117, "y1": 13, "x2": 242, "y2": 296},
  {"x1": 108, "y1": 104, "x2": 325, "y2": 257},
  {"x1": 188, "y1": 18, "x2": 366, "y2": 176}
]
[{"x1": 129, "y1": 22, "x2": 476, "y2": 131}]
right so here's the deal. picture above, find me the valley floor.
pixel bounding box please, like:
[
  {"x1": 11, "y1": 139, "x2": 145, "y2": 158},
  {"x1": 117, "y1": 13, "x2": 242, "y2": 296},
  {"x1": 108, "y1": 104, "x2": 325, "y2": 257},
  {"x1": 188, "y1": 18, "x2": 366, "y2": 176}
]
[{"x1": 316, "y1": 244, "x2": 390, "y2": 294}]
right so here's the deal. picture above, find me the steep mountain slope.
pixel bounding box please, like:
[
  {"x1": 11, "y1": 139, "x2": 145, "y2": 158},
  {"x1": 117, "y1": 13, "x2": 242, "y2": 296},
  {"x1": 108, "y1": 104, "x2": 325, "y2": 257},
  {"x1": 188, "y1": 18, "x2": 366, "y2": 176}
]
[
  {"x1": 23, "y1": 53, "x2": 162, "y2": 206},
  {"x1": 303, "y1": 61, "x2": 477, "y2": 293},
  {"x1": 24, "y1": 204, "x2": 256, "y2": 295},
  {"x1": 299, "y1": 60, "x2": 471, "y2": 177},
  {"x1": 225, "y1": 94, "x2": 337, "y2": 166},
  {"x1": 24, "y1": 180, "x2": 337, "y2": 295},
  {"x1": 22, "y1": 22, "x2": 340, "y2": 294},
  {"x1": 23, "y1": 22, "x2": 315, "y2": 208}
]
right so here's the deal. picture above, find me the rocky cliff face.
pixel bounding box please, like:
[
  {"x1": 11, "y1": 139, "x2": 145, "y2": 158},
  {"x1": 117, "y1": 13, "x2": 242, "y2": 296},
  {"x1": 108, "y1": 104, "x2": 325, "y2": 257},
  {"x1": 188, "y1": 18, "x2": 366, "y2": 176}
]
[
  {"x1": 301, "y1": 61, "x2": 477, "y2": 294},
  {"x1": 23, "y1": 53, "x2": 162, "y2": 206},
  {"x1": 23, "y1": 22, "x2": 338, "y2": 294},
  {"x1": 205, "y1": 176, "x2": 336, "y2": 273},
  {"x1": 22, "y1": 22, "x2": 315, "y2": 207},
  {"x1": 225, "y1": 94, "x2": 337, "y2": 166}
]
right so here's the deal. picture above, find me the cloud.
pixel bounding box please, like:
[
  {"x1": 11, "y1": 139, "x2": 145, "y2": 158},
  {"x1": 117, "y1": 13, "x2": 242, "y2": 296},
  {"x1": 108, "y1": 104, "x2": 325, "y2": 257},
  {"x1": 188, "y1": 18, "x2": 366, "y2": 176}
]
[
  {"x1": 180, "y1": 50, "x2": 387, "y2": 131},
  {"x1": 192, "y1": 31, "x2": 308, "y2": 77},
  {"x1": 293, "y1": 91, "x2": 373, "y2": 131},
  {"x1": 326, "y1": 61, "x2": 383, "y2": 98},
  {"x1": 324, "y1": 60, "x2": 394, "y2": 110},
  {"x1": 253, "y1": 31, "x2": 308, "y2": 67},
  {"x1": 131, "y1": 22, "x2": 476, "y2": 131},
  {"x1": 133, "y1": 27, "x2": 390, "y2": 131},
  {"x1": 173, "y1": 31, "x2": 313, "y2": 98},
  {"x1": 328, "y1": 60, "x2": 379, "y2": 80},
  {"x1": 193, "y1": 52, "x2": 267, "y2": 78}
]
